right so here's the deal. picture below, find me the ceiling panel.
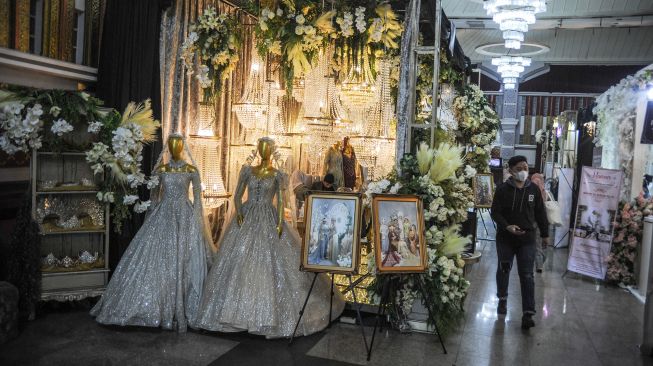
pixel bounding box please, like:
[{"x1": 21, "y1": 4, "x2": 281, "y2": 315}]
[
  {"x1": 457, "y1": 26, "x2": 653, "y2": 64},
  {"x1": 442, "y1": 0, "x2": 653, "y2": 19}
]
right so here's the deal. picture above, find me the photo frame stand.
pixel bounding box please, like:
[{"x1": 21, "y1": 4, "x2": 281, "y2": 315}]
[
  {"x1": 289, "y1": 272, "x2": 370, "y2": 355},
  {"x1": 366, "y1": 275, "x2": 447, "y2": 361}
]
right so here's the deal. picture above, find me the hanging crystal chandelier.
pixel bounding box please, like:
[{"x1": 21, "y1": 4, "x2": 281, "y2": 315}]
[
  {"x1": 483, "y1": 0, "x2": 546, "y2": 49},
  {"x1": 189, "y1": 109, "x2": 230, "y2": 209},
  {"x1": 232, "y1": 57, "x2": 268, "y2": 130},
  {"x1": 301, "y1": 48, "x2": 351, "y2": 131},
  {"x1": 339, "y1": 55, "x2": 377, "y2": 127},
  {"x1": 491, "y1": 55, "x2": 531, "y2": 89}
]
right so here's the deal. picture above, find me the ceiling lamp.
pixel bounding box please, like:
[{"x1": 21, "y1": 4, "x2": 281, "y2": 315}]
[
  {"x1": 491, "y1": 55, "x2": 531, "y2": 89},
  {"x1": 483, "y1": 0, "x2": 546, "y2": 49}
]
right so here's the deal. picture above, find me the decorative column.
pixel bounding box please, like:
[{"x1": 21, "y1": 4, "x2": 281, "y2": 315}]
[{"x1": 499, "y1": 84, "x2": 519, "y2": 159}]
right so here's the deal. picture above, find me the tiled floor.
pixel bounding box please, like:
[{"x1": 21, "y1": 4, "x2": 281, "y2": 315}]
[{"x1": 1, "y1": 215, "x2": 652, "y2": 365}]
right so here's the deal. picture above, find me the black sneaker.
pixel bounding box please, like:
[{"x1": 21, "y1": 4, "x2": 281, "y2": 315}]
[
  {"x1": 521, "y1": 314, "x2": 535, "y2": 329},
  {"x1": 497, "y1": 299, "x2": 507, "y2": 315}
]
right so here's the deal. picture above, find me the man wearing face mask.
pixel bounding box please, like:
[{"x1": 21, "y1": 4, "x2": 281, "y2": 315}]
[{"x1": 490, "y1": 155, "x2": 549, "y2": 330}]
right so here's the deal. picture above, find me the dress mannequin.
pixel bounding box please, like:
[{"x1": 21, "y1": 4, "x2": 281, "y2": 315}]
[
  {"x1": 323, "y1": 141, "x2": 344, "y2": 189},
  {"x1": 238, "y1": 138, "x2": 283, "y2": 237},
  {"x1": 157, "y1": 135, "x2": 198, "y2": 173},
  {"x1": 196, "y1": 136, "x2": 344, "y2": 338},
  {"x1": 341, "y1": 136, "x2": 359, "y2": 190},
  {"x1": 91, "y1": 133, "x2": 211, "y2": 332}
]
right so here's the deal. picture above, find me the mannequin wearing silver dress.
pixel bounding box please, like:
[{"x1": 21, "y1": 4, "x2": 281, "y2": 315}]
[
  {"x1": 196, "y1": 164, "x2": 345, "y2": 338},
  {"x1": 91, "y1": 168, "x2": 209, "y2": 332}
]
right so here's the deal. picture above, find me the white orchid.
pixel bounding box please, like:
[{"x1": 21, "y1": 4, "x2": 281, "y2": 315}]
[
  {"x1": 87, "y1": 121, "x2": 103, "y2": 134},
  {"x1": 122, "y1": 195, "x2": 139, "y2": 205},
  {"x1": 134, "y1": 200, "x2": 151, "y2": 213},
  {"x1": 51, "y1": 118, "x2": 74, "y2": 136}
]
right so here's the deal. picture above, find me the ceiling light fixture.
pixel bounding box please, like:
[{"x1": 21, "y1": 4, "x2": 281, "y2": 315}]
[
  {"x1": 483, "y1": 0, "x2": 546, "y2": 49},
  {"x1": 491, "y1": 55, "x2": 532, "y2": 89}
]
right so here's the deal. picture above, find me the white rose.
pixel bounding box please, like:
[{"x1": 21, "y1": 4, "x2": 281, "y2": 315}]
[
  {"x1": 296, "y1": 14, "x2": 305, "y2": 24},
  {"x1": 276, "y1": 8, "x2": 283, "y2": 17},
  {"x1": 259, "y1": 20, "x2": 268, "y2": 31},
  {"x1": 295, "y1": 25, "x2": 304, "y2": 35}
]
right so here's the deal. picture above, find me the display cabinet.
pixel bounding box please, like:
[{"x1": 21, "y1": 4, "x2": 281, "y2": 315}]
[{"x1": 31, "y1": 151, "x2": 109, "y2": 301}]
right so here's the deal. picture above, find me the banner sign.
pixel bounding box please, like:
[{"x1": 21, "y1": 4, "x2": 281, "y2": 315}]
[{"x1": 567, "y1": 167, "x2": 623, "y2": 279}]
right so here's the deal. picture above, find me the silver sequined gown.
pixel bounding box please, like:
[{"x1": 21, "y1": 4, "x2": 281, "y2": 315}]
[
  {"x1": 91, "y1": 171, "x2": 208, "y2": 332},
  {"x1": 196, "y1": 165, "x2": 345, "y2": 338}
]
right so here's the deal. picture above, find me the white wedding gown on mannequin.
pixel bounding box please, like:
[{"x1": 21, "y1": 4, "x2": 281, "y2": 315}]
[
  {"x1": 91, "y1": 170, "x2": 209, "y2": 332},
  {"x1": 195, "y1": 165, "x2": 345, "y2": 338}
]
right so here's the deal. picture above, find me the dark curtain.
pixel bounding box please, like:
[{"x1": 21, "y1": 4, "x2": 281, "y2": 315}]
[{"x1": 95, "y1": 0, "x2": 172, "y2": 269}]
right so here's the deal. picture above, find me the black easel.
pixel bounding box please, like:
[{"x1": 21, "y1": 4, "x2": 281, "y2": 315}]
[
  {"x1": 366, "y1": 275, "x2": 447, "y2": 361},
  {"x1": 289, "y1": 272, "x2": 370, "y2": 352},
  {"x1": 476, "y1": 207, "x2": 496, "y2": 241}
]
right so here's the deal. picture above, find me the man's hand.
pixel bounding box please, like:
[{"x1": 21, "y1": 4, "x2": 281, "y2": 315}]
[
  {"x1": 506, "y1": 225, "x2": 525, "y2": 235},
  {"x1": 542, "y1": 237, "x2": 550, "y2": 248}
]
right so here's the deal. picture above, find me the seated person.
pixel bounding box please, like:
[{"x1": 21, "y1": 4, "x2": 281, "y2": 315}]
[{"x1": 310, "y1": 173, "x2": 336, "y2": 192}]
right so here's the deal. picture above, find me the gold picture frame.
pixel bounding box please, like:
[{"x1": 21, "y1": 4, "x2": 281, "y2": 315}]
[
  {"x1": 473, "y1": 173, "x2": 494, "y2": 208},
  {"x1": 301, "y1": 192, "x2": 362, "y2": 274},
  {"x1": 372, "y1": 194, "x2": 427, "y2": 273}
]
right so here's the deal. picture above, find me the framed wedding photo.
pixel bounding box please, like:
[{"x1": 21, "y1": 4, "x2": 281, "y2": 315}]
[
  {"x1": 372, "y1": 194, "x2": 427, "y2": 273},
  {"x1": 473, "y1": 173, "x2": 494, "y2": 208},
  {"x1": 301, "y1": 192, "x2": 362, "y2": 274}
]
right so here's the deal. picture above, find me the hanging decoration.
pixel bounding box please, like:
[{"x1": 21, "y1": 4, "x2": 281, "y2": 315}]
[
  {"x1": 251, "y1": 0, "x2": 402, "y2": 94},
  {"x1": 330, "y1": 3, "x2": 402, "y2": 80},
  {"x1": 453, "y1": 84, "x2": 501, "y2": 173},
  {"x1": 232, "y1": 51, "x2": 274, "y2": 131},
  {"x1": 253, "y1": 2, "x2": 335, "y2": 92},
  {"x1": 491, "y1": 55, "x2": 531, "y2": 89},
  {"x1": 483, "y1": 0, "x2": 546, "y2": 50},
  {"x1": 181, "y1": 7, "x2": 242, "y2": 101}
]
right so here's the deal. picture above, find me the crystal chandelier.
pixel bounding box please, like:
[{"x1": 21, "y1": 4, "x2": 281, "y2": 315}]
[
  {"x1": 491, "y1": 55, "x2": 531, "y2": 89},
  {"x1": 301, "y1": 48, "x2": 350, "y2": 131},
  {"x1": 483, "y1": 0, "x2": 546, "y2": 49},
  {"x1": 232, "y1": 56, "x2": 267, "y2": 130},
  {"x1": 189, "y1": 107, "x2": 230, "y2": 209},
  {"x1": 232, "y1": 48, "x2": 283, "y2": 134},
  {"x1": 339, "y1": 56, "x2": 377, "y2": 127}
]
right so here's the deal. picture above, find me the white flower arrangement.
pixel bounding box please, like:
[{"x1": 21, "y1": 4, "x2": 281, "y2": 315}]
[
  {"x1": 181, "y1": 7, "x2": 241, "y2": 100},
  {"x1": 85, "y1": 100, "x2": 160, "y2": 215},
  {"x1": 594, "y1": 67, "x2": 652, "y2": 199},
  {"x1": 453, "y1": 84, "x2": 500, "y2": 173}
]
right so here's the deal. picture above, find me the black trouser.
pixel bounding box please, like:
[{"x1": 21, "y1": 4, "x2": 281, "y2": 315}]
[{"x1": 496, "y1": 232, "x2": 536, "y2": 315}]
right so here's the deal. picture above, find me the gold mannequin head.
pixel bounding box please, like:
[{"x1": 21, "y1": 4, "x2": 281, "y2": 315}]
[
  {"x1": 257, "y1": 137, "x2": 274, "y2": 161},
  {"x1": 168, "y1": 134, "x2": 184, "y2": 160}
]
